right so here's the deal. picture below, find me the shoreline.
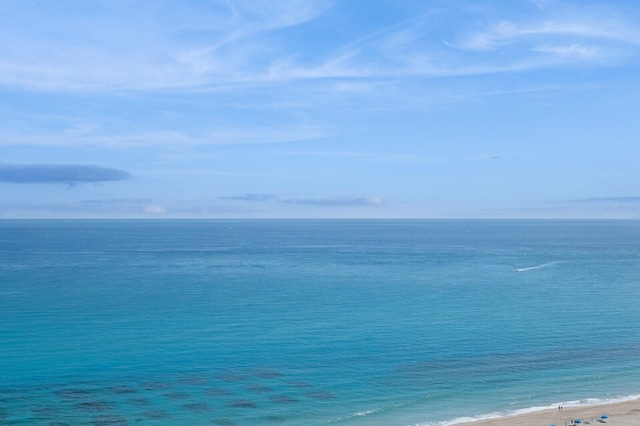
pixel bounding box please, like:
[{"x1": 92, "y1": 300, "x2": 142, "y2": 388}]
[{"x1": 453, "y1": 397, "x2": 640, "y2": 426}]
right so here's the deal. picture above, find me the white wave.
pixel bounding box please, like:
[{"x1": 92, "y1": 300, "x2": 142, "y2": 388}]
[
  {"x1": 327, "y1": 407, "x2": 383, "y2": 423},
  {"x1": 430, "y1": 412, "x2": 504, "y2": 426},
  {"x1": 328, "y1": 399, "x2": 421, "y2": 424},
  {"x1": 514, "y1": 261, "x2": 563, "y2": 272},
  {"x1": 354, "y1": 409, "x2": 379, "y2": 417},
  {"x1": 416, "y1": 394, "x2": 640, "y2": 426}
]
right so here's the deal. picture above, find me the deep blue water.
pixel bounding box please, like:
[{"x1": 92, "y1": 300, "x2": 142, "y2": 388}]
[{"x1": 1, "y1": 220, "x2": 639, "y2": 425}]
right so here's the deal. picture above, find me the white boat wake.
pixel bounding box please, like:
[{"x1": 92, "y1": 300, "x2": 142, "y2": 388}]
[{"x1": 514, "y1": 261, "x2": 562, "y2": 272}]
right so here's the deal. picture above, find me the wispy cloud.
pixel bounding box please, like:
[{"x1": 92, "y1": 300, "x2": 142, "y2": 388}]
[
  {"x1": 78, "y1": 198, "x2": 151, "y2": 205},
  {"x1": 1, "y1": 198, "x2": 161, "y2": 217},
  {"x1": 219, "y1": 193, "x2": 385, "y2": 207},
  {"x1": 79, "y1": 198, "x2": 166, "y2": 215},
  {"x1": 281, "y1": 196, "x2": 384, "y2": 206},
  {"x1": 266, "y1": 4, "x2": 640, "y2": 82},
  {"x1": 466, "y1": 153, "x2": 501, "y2": 161},
  {"x1": 143, "y1": 205, "x2": 167, "y2": 215},
  {"x1": 560, "y1": 196, "x2": 640, "y2": 203},
  {"x1": 0, "y1": 0, "x2": 331, "y2": 92},
  {"x1": 532, "y1": 43, "x2": 600, "y2": 58},
  {"x1": 3, "y1": 1, "x2": 637, "y2": 93},
  {"x1": 0, "y1": 123, "x2": 329, "y2": 149},
  {"x1": 219, "y1": 193, "x2": 278, "y2": 202},
  {"x1": 0, "y1": 164, "x2": 131, "y2": 185},
  {"x1": 282, "y1": 150, "x2": 444, "y2": 165},
  {"x1": 443, "y1": 5, "x2": 640, "y2": 69}
]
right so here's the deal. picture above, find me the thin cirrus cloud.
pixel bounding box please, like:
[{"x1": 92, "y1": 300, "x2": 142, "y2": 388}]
[
  {"x1": 2, "y1": 198, "x2": 163, "y2": 216},
  {"x1": 0, "y1": 124, "x2": 329, "y2": 150},
  {"x1": 282, "y1": 150, "x2": 445, "y2": 165},
  {"x1": 280, "y1": 196, "x2": 384, "y2": 207},
  {"x1": 1, "y1": 1, "x2": 638, "y2": 92},
  {"x1": 0, "y1": 0, "x2": 331, "y2": 91},
  {"x1": 444, "y1": 14, "x2": 640, "y2": 66},
  {"x1": 219, "y1": 193, "x2": 279, "y2": 202},
  {"x1": 264, "y1": 7, "x2": 640, "y2": 82},
  {"x1": 220, "y1": 194, "x2": 384, "y2": 207},
  {"x1": 77, "y1": 198, "x2": 152, "y2": 207},
  {"x1": 449, "y1": 0, "x2": 640, "y2": 51},
  {"x1": 567, "y1": 196, "x2": 640, "y2": 203},
  {"x1": 0, "y1": 164, "x2": 131, "y2": 185}
]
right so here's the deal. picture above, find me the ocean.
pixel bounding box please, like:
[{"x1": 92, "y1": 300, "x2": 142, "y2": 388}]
[{"x1": 1, "y1": 219, "x2": 639, "y2": 425}]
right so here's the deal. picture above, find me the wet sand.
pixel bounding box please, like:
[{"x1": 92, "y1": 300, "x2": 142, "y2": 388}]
[{"x1": 459, "y1": 398, "x2": 640, "y2": 426}]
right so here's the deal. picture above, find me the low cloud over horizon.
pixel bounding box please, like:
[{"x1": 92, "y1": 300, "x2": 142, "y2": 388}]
[
  {"x1": 569, "y1": 196, "x2": 640, "y2": 203},
  {"x1": 281, "y1": 196, "x2": 384, "y2": 207},
  {"x1": 0, "y1": 164, "x2": 131, "y2": 185},
  {"x1": 220, "y1": 193, "x2": 385, "y2": 207},
  {"x1": 219, "y1": 193, "x2": 279, "y2": 202}
]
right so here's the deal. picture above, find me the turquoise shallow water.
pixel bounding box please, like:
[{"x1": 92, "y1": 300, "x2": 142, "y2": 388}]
[{"x1": 1, "y1": 219, "x2": 639, "y2": 425}]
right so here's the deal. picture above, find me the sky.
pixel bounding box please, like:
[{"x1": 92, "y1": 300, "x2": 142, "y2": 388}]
[{"x1": 1, "y1": 0, "x2": 640, "y2": 219}]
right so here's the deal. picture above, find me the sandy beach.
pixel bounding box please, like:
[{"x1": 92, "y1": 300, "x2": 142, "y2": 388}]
[{"x1": 459, "y1": 398, "x2": 640, "y2": 426}]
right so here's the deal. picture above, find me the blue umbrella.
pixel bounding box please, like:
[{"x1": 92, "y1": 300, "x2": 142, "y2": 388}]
[
  {"x1": 601, "y1": 415, "x2": 608, "y2": 419},
  {"x1": 575, "y1": 420, "x2": 582, "y2": 424}
]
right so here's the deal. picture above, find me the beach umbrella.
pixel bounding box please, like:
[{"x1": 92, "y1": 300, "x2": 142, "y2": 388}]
[
  {"x1": 600, "y1": 415, "x2": 608, "y2": 419},
  {"x1": 575, "y1": 420, "x2": 582, "y2": 424}
]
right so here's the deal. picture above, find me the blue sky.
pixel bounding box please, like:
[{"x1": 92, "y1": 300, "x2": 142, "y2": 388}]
[{"x1": 1, "y1": 0, "x2": 640, "y2": 218}]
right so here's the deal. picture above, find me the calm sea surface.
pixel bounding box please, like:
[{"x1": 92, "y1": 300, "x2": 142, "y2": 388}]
[{"x1": 1, "y1": 220, "x2": 639, "y2": 425}]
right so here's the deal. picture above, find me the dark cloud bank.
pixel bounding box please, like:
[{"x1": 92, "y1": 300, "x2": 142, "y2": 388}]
[{"x1": 0, "y1": 164, "x2": 131, "y2": 185}]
